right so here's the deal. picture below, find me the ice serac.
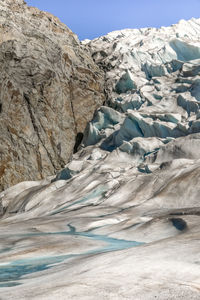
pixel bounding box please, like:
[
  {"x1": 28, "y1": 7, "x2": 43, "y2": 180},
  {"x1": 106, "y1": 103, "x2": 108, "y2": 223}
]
[
  {"x1": 1, "y1": 16, "x2": 200, "y2": 300},
  {"x1": 0, "y1": 0, "x2": 105, "y2": 191},
  {"x1": 83, "y1": 18, "x2": 200, "y2": 152}
]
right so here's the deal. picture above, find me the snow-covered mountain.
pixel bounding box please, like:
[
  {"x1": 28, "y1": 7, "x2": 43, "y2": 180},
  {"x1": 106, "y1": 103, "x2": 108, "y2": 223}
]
[{"x1": 1, "y1": 13, "x2": 200, "y2": 299}]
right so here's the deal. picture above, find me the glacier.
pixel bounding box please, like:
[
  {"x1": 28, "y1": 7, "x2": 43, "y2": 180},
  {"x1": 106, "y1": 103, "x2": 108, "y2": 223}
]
[{"x1": 1, "y1": 17, "x2": 200, "y2": 299}]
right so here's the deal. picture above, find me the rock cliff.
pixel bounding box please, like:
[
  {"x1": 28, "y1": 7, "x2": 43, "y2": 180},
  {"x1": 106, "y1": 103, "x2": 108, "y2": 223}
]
[{"x1": 0, "y1": 0, "x2": 105, "y2": 191}]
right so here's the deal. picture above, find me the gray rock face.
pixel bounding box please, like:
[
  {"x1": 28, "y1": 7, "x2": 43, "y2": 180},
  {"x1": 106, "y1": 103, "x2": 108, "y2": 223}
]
[{"x1": 0, "y1": 0, "x2": 105, "y2": 191}]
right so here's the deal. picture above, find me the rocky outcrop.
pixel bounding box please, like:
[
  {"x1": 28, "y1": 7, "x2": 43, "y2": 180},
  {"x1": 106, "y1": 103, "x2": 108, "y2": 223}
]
[{"x1": 0, "y1": 0, "x2": 105, "y2": 191}]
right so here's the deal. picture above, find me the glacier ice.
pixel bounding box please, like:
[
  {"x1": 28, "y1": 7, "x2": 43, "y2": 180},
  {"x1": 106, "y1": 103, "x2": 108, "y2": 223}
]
[
  {"x1": 115, "y1": 70, "x2": 137, "y2": 94},
  {"x1": 2, "y1": 17, "x2": 200, "y2": 300}
]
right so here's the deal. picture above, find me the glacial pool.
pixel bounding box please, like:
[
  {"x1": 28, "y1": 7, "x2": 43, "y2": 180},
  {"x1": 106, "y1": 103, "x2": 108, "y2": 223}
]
[{"x1": 0, "y1": 224, "x2": 144, "y2": 287}]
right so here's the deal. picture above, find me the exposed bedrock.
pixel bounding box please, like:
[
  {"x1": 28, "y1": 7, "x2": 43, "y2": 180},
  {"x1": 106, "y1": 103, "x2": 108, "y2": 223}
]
[{"x1": 0, "y1": 0, "x2": 105, "y2": 191}]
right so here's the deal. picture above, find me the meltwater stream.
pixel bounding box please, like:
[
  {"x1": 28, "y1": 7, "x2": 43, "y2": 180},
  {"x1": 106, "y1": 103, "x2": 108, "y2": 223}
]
[{"x1": 0, "y1": 224, "x2": 144, "y2": 287}]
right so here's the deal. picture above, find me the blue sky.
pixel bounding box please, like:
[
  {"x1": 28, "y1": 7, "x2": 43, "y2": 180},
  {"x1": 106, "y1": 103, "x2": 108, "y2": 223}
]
[{"x1": 26, "y1": 0, "x2": 200, "y2": 40}]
